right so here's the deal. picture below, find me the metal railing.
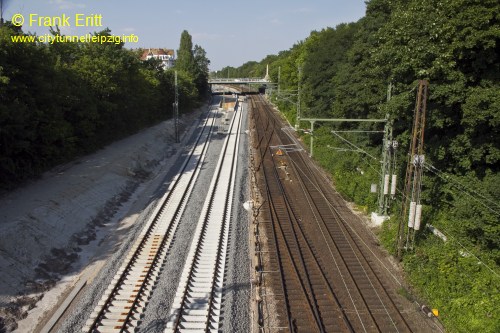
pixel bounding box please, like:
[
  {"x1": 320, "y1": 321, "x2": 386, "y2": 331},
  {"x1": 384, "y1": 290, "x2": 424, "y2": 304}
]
[{"x1": 208, "y1": 77, "x2": 270, "y2": 83}]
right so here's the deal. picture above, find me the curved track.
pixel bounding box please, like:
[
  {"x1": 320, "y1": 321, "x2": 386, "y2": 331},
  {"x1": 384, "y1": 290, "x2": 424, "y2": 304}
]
[
  {"x1": 251, "y1": 95, "x2": 416, "y2": 332},
  {"x1": 82, "y1": 107, "x2": 219, "y2": 333}
]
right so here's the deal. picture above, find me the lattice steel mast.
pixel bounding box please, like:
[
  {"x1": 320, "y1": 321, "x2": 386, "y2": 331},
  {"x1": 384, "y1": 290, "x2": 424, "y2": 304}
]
[
  {"x1": 377, "y1": 83, "x2": 398, "y2": 215},
  {"x1": 397, "y1": 80, "x2": 428, "y2": 258}
]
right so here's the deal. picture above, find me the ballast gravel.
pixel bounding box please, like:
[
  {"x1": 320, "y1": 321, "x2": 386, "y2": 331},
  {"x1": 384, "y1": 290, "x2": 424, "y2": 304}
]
[{"x1": 58, "y1": 99, "x2": 251, "y2": 333}]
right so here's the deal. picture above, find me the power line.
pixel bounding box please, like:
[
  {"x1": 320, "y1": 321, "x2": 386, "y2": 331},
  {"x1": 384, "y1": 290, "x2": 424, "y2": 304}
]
[
  {"x1": 328, "y1": 125, "x2": 500, "y2": 220},
  {"x1": 289, "y1": 155, "x2": 406, "y2": 287},
  {"x1": 318, "y1": 115, "x2": 499, "y2": 279},
  {"x1": 423, "y1": 162, "x2": 500, "y2": 216},
  {"x1": 330, "y1": 131, "x2": 380, "y2": 161},
  {"x1": 330, "y1": 132, "x2": 500, "y2": 217},
  {"x1": 430, "y1": 225, "x2": 500, "y2": 279},
  {"x1": 308, "y1": 145, "x2": 500, "y2": 281},
  {"x1": 332, "y1": 130, "x2": 385, "y2": 133}
]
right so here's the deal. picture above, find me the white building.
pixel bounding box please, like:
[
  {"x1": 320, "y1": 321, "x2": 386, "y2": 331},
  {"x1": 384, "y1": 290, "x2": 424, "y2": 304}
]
[{"x1": 140, "y1": 48, "x2": 175, "y2": 69}]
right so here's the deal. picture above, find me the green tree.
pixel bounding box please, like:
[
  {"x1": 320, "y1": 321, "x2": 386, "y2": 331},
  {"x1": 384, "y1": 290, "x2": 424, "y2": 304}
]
[
  {"x1": 0, "y1": 24, "x2": 207, "y2": 189},
  {"x1": 176, "y1": 30, "x2": 195, "y2": 74},
  {"x1": 193, "y1": 44, "x2": 210, "y2": 96},
  {"x1": 219, "y1": 1, "x2": 500, "y2": 331},
  {"x1": 301, "y1": 23, "x2": 359, "y2": 118}
]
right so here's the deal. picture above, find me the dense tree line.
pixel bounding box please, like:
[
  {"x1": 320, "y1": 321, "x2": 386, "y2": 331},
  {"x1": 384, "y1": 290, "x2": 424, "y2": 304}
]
[
  {"x1": 0, "y1": 25, "x2": 209, "y2": 190},
  {"x1": 218, "y1": 0, "x2": 499, "y2": 331}
]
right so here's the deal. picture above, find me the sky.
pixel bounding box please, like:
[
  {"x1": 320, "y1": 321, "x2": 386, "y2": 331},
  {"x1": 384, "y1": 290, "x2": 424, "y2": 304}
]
[{"x1": 2, "y1": 0, "x2": 367, "y2": 71}]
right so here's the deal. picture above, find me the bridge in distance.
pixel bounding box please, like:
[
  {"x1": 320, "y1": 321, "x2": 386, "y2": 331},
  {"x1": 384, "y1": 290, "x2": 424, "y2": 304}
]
[
  {"x1": 209, "y1": 76, "x2": 274, "y2": 94},
  {"x1": 208, "y1": 77, "x2": 271, "y2": 85}
]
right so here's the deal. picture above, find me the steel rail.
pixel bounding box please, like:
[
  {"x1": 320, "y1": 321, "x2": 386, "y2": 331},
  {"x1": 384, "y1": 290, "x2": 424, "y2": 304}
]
[
  {"x1": 83, "y1": 107, "x2": 218, "y2": 333},
  {"x1": 251, "y1": 97, "x2": 293, "y2": 333},
  {"x1": 256, "y1": 95, "x2": 353, "y2": 332},
  {"x1": 271, "y1": 158, "x2": 355, "y2": 332},
  {"x1": 291, "y1": 154, "x2": 413, "y2": 332},
  {"x1": 165, "y1": 104, "x2": 243, "y2": 332},
  {"x1": 260, "y1": 94, "x2": 414, "y2": 332},
  {"x1": 253, "y1": 95, "x2": 326, "y2": 332}
]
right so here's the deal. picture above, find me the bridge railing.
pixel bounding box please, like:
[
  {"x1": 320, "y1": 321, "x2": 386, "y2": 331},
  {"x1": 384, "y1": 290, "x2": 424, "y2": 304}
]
[{"x1": 208, "y1": 77, "x2": 269, "y2": 83}]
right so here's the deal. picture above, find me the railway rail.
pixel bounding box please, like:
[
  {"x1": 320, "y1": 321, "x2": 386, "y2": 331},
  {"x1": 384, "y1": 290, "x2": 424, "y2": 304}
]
[
  {"x1": 82, "y1": 106, "x2": 219, "y2": 333},
  {"x1": 165, "y1": 104, "x2": 243, "y2": 332},
  {"x1": 251, "y1": 94, "x2": 422, "y2": 332}
]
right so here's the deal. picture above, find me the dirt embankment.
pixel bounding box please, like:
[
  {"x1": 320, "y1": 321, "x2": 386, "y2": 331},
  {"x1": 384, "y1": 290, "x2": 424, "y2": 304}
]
[{"x1": 0, "y1": 111, "x2": 201, "y2": 333}]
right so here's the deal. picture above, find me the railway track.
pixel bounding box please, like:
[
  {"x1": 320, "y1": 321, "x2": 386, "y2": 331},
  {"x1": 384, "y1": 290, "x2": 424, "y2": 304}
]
[
  {"x1": 252, "y1": 96, "x2": 349, "y2": 332},
  {"x1": 288, "y1": 149, "x2": 412, "y2": 332},
  {"x1": 251, "y1": 95, "x2": 417, "y2": 332},
  {"x1": 165, "y1": 105, "x2": 243, "y2": 332},
  {"x1": 82, "y1": 106, "x2": 219, "y2": 333}
]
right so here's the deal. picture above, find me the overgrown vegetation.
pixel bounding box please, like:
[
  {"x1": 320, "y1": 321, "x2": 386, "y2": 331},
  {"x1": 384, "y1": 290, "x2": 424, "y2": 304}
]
[
  {"x1": 0, "y1": 25, "x2": 209, "y2": 190},
  {"x1": 218, "y1": 0, "x2": 500, "y2": 331}
]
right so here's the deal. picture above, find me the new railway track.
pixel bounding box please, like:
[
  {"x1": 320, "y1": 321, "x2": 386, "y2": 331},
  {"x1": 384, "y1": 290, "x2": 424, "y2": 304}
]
[
  {"x1": 250, "y1": 94, "x2": 418, "y2": 332},
  {"x1": 82, "y1": 105, "x2": 220, "y2": 333},
  {"x1": 165, "y1": 100, "x2": 243, "y2": 332}
]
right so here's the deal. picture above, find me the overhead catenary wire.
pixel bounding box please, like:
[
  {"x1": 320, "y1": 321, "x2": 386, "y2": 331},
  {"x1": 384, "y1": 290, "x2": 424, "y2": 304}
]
[
  {"x1": 320, "y1": 129, "x2": 500, "y2": 279},
  {"x1": 433, "y1": 226, "x2": 500, "y2": 279},
  {"x1": 290, "y1": 155, "x2": 404, "y2": 286},
  {"x1": 329, "y1": 131, "x2": 500, "y2": 218},
  {"x1": 332, "y1": 130, "x2": 385, "y2": 133},
  {"x1": 330, "y1": 131, "x2": 380, "y2": 162},
  {"x1": 291, "y1": 160, "x2": 369, "y2": 332},
  {"x1": 423, "y1": 162, "x2": 500, "y2": 216},
  {"x1": 292, "y1": 155, "x2": 407, "y2": 331}
]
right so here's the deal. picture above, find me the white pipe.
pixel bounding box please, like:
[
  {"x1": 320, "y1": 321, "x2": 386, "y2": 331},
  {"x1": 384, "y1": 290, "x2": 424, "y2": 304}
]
[
  {"x1": 391, "y1": 174, "x2": 397, "y2": 196},
  {"x1": 408, "y1": 201, "x2": 416, "y2": 228},
  {"x1": 384, "y1": 174, "x2": 390, "y2": 195},
  {"x1": 427, "y1": 224, "x2": 447, "y2": 242},
  {"x1": 414, "y1": 204, "x2": 423, "y2": 230}
]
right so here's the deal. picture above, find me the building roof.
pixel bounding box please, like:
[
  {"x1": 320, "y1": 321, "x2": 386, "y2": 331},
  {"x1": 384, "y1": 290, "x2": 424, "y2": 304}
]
[{"x1": 140, "y1": 48, "x2": 175, "y2": 60}]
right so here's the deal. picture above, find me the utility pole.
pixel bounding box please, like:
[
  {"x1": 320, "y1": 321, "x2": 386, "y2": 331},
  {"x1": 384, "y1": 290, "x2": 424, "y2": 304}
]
[
  {"x1": 301, "y1": 118, "x2": 387, "y2": 158},
  {"x1": 296, "y1": 66, "x2": 301, "y2": 130},
  {"x1": 278, "y1": 66, "x2": 281, "y2": 95},
  {"x1": 0, "y1": 0, "x2": 4, "y2": 27},
  {"x1": 173, "y1": 70, "x2": 180, "y2": 143},
  {"x1": 377, "y1": 83, "x2": 398, "y2": 215},
  {"x1": 396, "y1": 80, "x2": 428, "y2": 259}
]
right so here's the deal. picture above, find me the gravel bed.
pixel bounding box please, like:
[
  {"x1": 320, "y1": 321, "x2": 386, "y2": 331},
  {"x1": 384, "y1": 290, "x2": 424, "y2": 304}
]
[
  {"x1": 136, "y1": 109, "x2": 225, "y2": 332},
  {"x1": 56, "y1": 108, "x2": 210, "y2": 332},
  {"x1": 137, "y1": 99, "x2": 251, "y2": 332},
  {"x1": 57, "y1": 198, "x2": 159, "y2": 333},
  {"x1": 57, "y1": 99, "x2": 251, "y2": 333},
  {"x1": 220, "y1": 101, "x2": 250, "y2": 333}
]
